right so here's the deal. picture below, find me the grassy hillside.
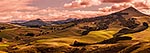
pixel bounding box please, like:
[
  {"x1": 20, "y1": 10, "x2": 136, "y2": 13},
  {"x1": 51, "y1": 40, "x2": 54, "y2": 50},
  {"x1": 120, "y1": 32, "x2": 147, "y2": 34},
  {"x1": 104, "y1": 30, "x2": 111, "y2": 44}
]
[
  {"x1": 0, "y1": 22, "x2": 149, "y2": 53},
  {"x1": 0, "y1": 7, "x2": 150, "y2": 53}
]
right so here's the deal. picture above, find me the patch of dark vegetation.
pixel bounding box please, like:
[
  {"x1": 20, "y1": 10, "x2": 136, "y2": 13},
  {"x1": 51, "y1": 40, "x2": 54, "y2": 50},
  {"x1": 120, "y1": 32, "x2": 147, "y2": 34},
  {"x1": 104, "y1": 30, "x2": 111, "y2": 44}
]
[
  {"x1": 14, "y1": 36, "x2": 21, "y2": 40},
  {"x1": 96, "y1": 36, "x2": 132, "y2": 44},
  {"x1": 8, "y1": 45, "x2": 73, "y2": 53},
  {"x1": 119, "y1": 42, "x2": 142, "y2": 53},
  {"x1": 0, "y1": 26, "x2": 6, "y2": 30},
  {"x1": 25, "y1": 33, "x2": 35, "y2": 37},
  {"x1": 113, "y1": 22, "x2": 149, "y2": 37},
  {"x1": 0, "y1": 37, "x2": 2, "y2": 42},
  {"x1": 88, "y1": 44, "x2": 128, "y2": 53},
  {"x1": 9, "y1": 42, "x2": 150, "y2": 53},
  {"x1": 81, "y1": 30, "x2": 90, "y2": 35},
  {"x1": 27, "y1": 25, "x2": 41, "y2": 28},
  {"x1": 122, "y1": 18, "x2": 140, "y2": 29},
  {"x1": 78, "y1": 12, "x2": 142, "y2": 35},
  {"x1": 71, "y1": 36, "x2": 132, "y2": 46},
  {"x1": 70, "y1": 41, "x2": 93, "y2": 46},
  {"x1": 71, "y1": 22, "x2": 148, "y2": 46}
]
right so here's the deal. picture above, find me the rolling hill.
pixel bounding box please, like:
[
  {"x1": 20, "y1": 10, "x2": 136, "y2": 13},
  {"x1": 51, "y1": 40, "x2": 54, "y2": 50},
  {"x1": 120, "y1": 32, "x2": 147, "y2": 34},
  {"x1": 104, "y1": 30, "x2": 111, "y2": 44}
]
[{"x1": 0, "y1": 6, "x2": 150, "y2": 53}]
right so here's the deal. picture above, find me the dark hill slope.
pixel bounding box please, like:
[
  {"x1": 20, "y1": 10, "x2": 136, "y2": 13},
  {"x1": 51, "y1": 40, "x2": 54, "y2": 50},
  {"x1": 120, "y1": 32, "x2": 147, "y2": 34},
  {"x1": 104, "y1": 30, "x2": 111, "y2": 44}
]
[
  {"x1": 118, "y1": 7, "x2": 149, "y2": 17},
  {"x1": 20, "y1": 19, "x2": 48, "y2": 27}
]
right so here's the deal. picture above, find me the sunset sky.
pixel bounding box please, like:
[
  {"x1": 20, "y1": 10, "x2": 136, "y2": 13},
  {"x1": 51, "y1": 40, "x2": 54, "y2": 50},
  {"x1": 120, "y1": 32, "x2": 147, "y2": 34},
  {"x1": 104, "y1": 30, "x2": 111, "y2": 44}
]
[{"x1": 0, "y1": 0, "x2": 149, "y2": 22}]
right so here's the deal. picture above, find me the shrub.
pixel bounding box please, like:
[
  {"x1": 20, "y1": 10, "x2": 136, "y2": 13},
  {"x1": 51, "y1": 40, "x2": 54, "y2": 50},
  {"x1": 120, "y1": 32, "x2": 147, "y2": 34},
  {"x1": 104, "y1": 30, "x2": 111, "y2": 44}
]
[
  {"x1": 81, "y1": 30, "x2": 90, "y2": 35},
  {"x1": 25, "y1": 33, "x2": 35, "y2": 36},
  {"x1": 0, "y1": 27, "x2": 6, "y2": 30},
  {"x1": 0, "y1": 37, "x2": 2, "y2": 42},
  {"x1": 15, "y1": 36, "x2": 20, "y2": 40}
]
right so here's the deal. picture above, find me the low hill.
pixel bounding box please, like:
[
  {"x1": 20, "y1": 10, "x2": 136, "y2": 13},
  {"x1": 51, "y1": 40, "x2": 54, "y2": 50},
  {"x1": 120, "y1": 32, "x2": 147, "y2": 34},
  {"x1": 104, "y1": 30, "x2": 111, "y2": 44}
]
[
  {"x1": 20, "y1": 19, "x2": 48, "y2": 27},
  {"x1": 0, "y1": 23, "x2": 19, "y2": 30}
]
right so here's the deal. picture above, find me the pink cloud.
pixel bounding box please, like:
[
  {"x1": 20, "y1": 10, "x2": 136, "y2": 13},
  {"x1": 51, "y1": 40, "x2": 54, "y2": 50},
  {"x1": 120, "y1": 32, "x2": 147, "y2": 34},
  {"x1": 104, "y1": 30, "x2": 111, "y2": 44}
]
[
  {"x1": 64, "y1": 0, "x2": 149, "y2": 8},
  {"x1": 64, "y1": 0, "x2": 150, "y2": 14},
  {"x1": 0, "y1": 8, "x2": 107, "y2": 22},
  {"x1": 102, "y1": 0, "x2": 134, "y2": 3},
  {"x1": 64, "y1": 0, "x2": 132, "y2": 8},
  {"x1": 0, "y1": 0, "x2": 38, "y2": 12},
  {"x1": 99, "y1": 0, "x2": 150, "y2": 12},
  {"x1": 98, "y1": 3, "x2": 132, "y2": 12},
  {"x1": 64, "y1": 0, "x2": 101, "y2": 8}
]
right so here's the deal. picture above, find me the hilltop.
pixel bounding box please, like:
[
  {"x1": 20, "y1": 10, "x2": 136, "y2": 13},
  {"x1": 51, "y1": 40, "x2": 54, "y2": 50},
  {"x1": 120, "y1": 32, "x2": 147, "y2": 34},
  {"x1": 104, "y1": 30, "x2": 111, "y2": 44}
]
[{"x1": 115, "y1": 7, "x2": 149, "y2": 17}]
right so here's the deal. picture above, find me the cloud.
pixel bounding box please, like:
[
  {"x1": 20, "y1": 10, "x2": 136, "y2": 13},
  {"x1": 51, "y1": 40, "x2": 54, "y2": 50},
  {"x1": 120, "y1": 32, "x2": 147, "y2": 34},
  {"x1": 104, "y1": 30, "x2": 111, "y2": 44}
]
[
  {"x1": 98, "y1": 0, "x2": 150, "y2": 12},
  {"x1": 64, "y1": 0, "x2": 101, "y2": 8},
  {"x1": 0, "y1": 0, "x2": 105, "y2": 22},
  {"x1": 102, "y1": 0, "x2": 134, "y2": 3},
  {"x1": 98, "y1": 3, "x2": 132, "y2": 12},
  {"x1": 64, "y1": 0, "x2": 149, "y2": 8},
  {"x1": 0, "y1": 8, "x2": 107, "y2": 22},
  {"x1": 64, "y1": 0, "x2": 133, "y2": 8},
  {"x1": 0, "y1": 0, "x2": 38, "y2": 12},
  {"x1": 64, "y1": 0, "x2": 150, "y2": 13}
]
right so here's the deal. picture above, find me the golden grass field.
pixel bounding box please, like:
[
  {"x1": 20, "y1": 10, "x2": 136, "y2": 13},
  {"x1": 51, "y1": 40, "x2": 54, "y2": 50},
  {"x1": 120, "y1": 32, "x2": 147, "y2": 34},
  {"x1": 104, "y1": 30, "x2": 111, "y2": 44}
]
[{"x1": 0, "y1": 24, "x2": 149, "y2": 53}]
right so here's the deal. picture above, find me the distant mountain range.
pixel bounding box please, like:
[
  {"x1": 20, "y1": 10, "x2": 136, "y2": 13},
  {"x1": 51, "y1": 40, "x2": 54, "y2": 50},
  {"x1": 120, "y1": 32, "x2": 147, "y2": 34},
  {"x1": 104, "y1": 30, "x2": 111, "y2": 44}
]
[
  {"x1": 12, "y1": 19, "x2": 48, "y2": 27},
  {"x1": 49, "y1": 18, "x2": 77, "y2": 24},
  {"x1": 10, "y1": 20, "x2": 27, "y2": 24}
]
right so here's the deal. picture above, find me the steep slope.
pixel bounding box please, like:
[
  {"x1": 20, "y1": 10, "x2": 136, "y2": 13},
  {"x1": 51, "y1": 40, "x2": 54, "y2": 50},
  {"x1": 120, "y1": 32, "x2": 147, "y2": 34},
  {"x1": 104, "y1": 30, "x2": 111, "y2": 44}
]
[{"x1": 115, "y1": 7, "x2": 150, "y2": 17}]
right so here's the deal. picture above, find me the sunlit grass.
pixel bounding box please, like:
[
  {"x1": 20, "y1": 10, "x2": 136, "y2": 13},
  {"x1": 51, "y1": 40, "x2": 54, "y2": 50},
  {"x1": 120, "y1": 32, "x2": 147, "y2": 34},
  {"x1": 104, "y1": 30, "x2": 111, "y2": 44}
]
[
  {"x1": 35, "y1": 30, "x2": 122, "y2": 45},
  {"x1": 133, "y1": 27, "x2": 150, "y2": 41},
  {"x1": 0, "y1": 43, "x2": 9, "y2": 51},
  {"x1": 0, "y1": 44, "x2": 9, "y2": 47},
  {"x1": 0, "y1": 22, "x2": 150, "y2": 52},
  {"x1": 0, "y1": 51, "x2": 7, "y2": 53}
]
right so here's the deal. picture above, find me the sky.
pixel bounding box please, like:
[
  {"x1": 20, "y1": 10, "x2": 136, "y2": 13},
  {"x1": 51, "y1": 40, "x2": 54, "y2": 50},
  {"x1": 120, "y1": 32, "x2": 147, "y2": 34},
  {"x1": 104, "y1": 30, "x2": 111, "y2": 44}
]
[{"x1": 0, "y1": 0, "x2": 150, "y2": 22}]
